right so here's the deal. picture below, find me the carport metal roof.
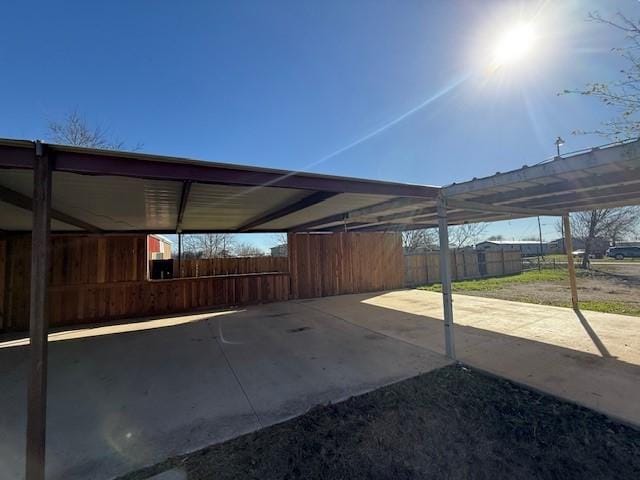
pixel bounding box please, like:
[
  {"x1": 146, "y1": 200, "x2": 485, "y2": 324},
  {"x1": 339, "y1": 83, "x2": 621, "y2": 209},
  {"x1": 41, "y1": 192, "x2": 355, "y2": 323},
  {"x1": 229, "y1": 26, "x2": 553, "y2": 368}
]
[
  {"x1": 328, "y1": 138, "x2": 640, "y2": 232},
  {"x1": 1, "y1": 138, "x2": 640, "y2": 235},
  {"x1": 0, "y1": 139, "x2": 438, "y2": 234}
]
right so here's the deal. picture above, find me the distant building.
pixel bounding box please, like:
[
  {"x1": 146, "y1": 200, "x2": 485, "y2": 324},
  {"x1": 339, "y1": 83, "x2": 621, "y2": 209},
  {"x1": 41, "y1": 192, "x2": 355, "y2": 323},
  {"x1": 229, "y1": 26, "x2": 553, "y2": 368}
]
[
  {"x1": 148, "y1": 234, "x2": 173, "y2": 259},
  {"x1": 270, "y1": 244, "x2": 288, "y2": 257},
  {"x1": 475, "y1": 240, "x2": 549, "y2": 256},
  {"x1": 548, "y1": 237, "x2": 609, "y2": 256}
]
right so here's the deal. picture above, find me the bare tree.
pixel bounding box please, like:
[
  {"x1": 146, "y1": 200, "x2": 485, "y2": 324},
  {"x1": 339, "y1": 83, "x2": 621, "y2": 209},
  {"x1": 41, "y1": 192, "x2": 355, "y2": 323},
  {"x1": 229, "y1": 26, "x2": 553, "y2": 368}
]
[
  {"x1": 448, "y1": 222, "x2": 488, "y2": 249},
  {"x1": 487, "y1": 234, "x2": 505, "y2": 241},
  {"x1": 402, "y1": 229, "x2": 438, "y2": 252},
  {"x1": 560, "y1": 11, "x2": 640, "y2": 266},
  {"x1": 270, "y1": 233, "x2": 288, "y2": 247},
  {"x1": 563, "y1": 12, "x2": 640, "y2": 139},
  {"x1": 233, "y1": 242, "x2": 266, "y2": 257},
  {"x1": 47, "y1": 110, "x2": 140, "y2": 150},
  {"x1": 608, "y1": 208, "x2": 640, "y2": 244},
  {"x1": 182, "y1": 234, "x2": 235, "y2": 258},
  {"x1": 555, "y1": 208, "x2": 640, "y2": 267}
]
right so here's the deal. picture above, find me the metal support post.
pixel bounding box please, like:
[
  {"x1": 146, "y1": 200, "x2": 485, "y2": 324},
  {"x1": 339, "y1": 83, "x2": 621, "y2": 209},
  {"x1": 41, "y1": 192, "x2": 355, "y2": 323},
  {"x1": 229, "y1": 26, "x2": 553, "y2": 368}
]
[{"x1": 437, "y1": 195, "x2": 456, "y2": 359}]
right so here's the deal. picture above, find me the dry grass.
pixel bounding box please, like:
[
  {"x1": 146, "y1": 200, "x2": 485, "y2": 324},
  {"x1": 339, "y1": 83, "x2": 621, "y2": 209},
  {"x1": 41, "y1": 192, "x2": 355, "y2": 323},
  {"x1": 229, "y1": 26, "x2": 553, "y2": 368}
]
[{"x1": 418, "y1": 268, "x2": 640, "y2": 316}]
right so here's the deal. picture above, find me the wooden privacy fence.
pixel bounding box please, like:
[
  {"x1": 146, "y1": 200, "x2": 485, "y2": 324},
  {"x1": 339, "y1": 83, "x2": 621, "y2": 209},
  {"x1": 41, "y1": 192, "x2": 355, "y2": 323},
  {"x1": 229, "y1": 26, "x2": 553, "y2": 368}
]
[
  {"x1": 404, "y1": 250, "x2": 522, "y2": 287},
  {"x1": 176, "y1": 256, "x2": 288, "y2": 278},
  {"x1": 0, "y1": 234, "x2": 290, "y2": 331},
  {"x1": 288, "y1": 232, "x2": 404, "y2": 298},
  {"x1": 2, "y1": 235, "x2": 147, "y2": 330},
  {"x1": 1, "y1": 232, "x2": 404, "y2": 332},
  {"x1": 46, "y1": 274, "x2": 290, "y2": 329}
]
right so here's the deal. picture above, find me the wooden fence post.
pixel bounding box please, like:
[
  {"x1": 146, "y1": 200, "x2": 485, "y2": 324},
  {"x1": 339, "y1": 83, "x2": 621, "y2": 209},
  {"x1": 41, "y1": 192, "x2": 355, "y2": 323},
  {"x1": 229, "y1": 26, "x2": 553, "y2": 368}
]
[
  {"x1": 462, "y1": 251, "x2": 467, "y2": 279},
  {"x1": 425, "y1": 251, "x2": 429, "y2": 284}
]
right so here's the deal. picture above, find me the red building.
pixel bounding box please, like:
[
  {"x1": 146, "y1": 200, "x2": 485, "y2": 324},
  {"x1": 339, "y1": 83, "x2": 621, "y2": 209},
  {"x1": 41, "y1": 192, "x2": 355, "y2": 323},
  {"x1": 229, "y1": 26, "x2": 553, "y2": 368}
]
[{"x1": 147, "y1": 234, "x2": 173, "y2": 259}]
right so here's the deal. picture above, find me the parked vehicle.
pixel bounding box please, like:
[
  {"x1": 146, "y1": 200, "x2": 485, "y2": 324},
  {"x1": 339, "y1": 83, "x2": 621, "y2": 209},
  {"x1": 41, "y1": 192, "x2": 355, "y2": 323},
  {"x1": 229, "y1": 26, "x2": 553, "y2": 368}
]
[
  {"x1": 572, "y1": 249, "x2": 594, "y2": 259},
  {"x1": 606, "y1": 246, "x2": 640, "y2": 260}
]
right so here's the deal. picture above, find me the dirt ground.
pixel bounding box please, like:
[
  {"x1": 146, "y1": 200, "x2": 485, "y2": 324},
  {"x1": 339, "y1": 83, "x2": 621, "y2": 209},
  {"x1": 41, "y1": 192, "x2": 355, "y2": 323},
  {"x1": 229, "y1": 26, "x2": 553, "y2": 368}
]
[
  {"x1": 467, "y1": 263, "x2": 640, "y2": 311},
  {"x1": 117, "y1": 365, "x2": 640, "y2": 480}
]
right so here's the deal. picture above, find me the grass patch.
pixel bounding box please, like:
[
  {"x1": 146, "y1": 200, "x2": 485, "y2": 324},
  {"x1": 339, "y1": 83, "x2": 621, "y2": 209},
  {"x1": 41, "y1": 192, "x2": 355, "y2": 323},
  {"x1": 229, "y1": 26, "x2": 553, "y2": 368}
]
[
  {"x1": 542, "y1": 254, "x2": 639, "y2": 263},
  {"x1": 417, "y1": 270, "x2": 640, "y2": 317},
  {"x1": 490, "y1": 296, "x2": 640, "y2": 317},
  {"x1": 418, "y1": 269, "x2": 568, "y2": 293},
  {"x1": 577, "y1": 300, "x2": 640, "y2": 316}
]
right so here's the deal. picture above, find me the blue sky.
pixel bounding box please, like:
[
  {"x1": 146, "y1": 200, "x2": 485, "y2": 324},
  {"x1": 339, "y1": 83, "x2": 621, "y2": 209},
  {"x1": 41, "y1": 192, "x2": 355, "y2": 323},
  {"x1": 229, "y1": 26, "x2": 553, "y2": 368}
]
[{"x1": 1, "y1": 0, "x2": 637, "y2": 251}]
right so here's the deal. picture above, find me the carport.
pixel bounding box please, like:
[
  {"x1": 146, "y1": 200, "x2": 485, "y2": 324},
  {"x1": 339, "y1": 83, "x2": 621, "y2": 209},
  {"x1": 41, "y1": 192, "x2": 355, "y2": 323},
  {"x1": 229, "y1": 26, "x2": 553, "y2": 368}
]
[{"x1": 1, "y1": 137, "x2": 640, "y2": 479}]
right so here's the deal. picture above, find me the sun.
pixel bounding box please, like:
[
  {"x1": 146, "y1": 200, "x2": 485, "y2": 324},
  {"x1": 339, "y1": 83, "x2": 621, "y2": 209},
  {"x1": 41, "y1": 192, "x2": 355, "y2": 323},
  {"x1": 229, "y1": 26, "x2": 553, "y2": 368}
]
[{"x1": 491, "y1": 22, "x2": 537, "y2": 70}]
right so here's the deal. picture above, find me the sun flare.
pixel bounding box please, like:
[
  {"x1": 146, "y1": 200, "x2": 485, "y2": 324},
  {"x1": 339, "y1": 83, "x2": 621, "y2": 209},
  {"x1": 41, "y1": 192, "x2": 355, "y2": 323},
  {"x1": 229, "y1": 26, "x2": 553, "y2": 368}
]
[{"x1": 491, "y1": 22, "x2": 536, "y2": 70}]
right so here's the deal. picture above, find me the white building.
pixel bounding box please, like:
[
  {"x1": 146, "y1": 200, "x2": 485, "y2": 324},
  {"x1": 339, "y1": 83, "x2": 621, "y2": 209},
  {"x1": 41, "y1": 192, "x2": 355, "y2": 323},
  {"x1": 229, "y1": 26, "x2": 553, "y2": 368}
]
[{"x1": 475, "y1": 240, "x2": 549, "y2": 256}]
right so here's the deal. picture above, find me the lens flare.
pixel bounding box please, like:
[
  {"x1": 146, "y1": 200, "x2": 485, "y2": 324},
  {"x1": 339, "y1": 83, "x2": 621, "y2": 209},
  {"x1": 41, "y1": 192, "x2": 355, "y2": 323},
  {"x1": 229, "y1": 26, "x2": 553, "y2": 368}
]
[{"x1": 491, "y1": 22, "x2": 536, "y2": 69}]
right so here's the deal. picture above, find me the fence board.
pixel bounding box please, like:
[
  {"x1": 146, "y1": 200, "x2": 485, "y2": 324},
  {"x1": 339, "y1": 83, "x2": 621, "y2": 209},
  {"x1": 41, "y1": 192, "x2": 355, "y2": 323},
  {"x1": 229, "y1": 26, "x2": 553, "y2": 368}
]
[
  {"x1": 288, "y1": 232, "x2": 404, "y2": 299},
  {"x1": 175, "y1": 256, "x2": 288, "y2": 278},
  {"x1": 404, "y1": 249, "x2": 522, "y2": 286},
  {"x1": 37, "y1": 273, "x2": 289, "y2": 328}
]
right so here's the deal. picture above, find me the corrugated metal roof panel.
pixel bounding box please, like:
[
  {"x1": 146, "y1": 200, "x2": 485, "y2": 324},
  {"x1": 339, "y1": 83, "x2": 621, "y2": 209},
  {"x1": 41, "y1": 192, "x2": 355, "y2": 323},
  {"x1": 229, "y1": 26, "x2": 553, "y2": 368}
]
[
  {"x1": 181, "y1": 183, "x2": 311, "y2": 230},
  {"x1": 0, "y1": 170, "x2": 182, "y2": 231},
  {"x1": 0, "y1": 201, "x2": 81, "y2": 231},
  {"x1": 259, "y1": 193, "x2": 394, "y2": 230}
]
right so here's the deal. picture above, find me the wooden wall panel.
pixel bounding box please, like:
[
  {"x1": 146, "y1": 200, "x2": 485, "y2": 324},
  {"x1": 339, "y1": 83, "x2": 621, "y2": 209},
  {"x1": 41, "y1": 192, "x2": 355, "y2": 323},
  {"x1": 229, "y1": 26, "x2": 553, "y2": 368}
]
[
  {"x1": 288, "y1": 232, "x2": 404, "y2": 299},
  {"x1": 3, "y1": 236, "x2": 30, "y2": 331},
  {"x1": 493, "y1": 251, "x2": 522, "y2": 276},
  {"x1": 47, "y1": 235, "x2": 146, "y2": 286}
]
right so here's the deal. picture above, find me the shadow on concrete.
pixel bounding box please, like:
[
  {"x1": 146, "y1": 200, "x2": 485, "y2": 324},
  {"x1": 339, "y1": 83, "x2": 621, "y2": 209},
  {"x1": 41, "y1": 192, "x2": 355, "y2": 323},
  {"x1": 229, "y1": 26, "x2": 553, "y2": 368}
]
[{"x1": 573, "y1": 307, "x2": 613, "y2": 359}]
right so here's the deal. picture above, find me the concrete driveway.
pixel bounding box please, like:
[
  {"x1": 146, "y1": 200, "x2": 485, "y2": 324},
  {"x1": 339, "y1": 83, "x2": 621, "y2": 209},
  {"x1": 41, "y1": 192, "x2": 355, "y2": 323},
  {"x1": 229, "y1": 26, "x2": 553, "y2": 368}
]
[
  {"x1": 1, "y1": 289, "x2": 639, "y2": 479},
  {"x1": 0, "y1": 298, "x2": 451, "y2": 480},
  {"x1": 312, "y1": 290, "x2": 640, "y2": 426}
]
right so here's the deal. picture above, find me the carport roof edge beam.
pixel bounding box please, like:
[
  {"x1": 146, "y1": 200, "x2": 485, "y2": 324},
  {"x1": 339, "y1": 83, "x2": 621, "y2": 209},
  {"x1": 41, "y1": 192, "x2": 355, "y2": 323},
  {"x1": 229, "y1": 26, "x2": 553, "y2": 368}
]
[{"x1": 1, "y1": 137, "x2": 639, "y2": 234}]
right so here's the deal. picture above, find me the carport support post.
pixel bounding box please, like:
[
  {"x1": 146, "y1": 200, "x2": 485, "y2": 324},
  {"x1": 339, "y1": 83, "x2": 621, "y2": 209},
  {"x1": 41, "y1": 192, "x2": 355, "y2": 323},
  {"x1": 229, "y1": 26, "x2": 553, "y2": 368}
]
[
  {"x1": 437, "y1": 195, "x2": 456, "y2": 359},
  {"x1": 26, "y1": 141, "x2": 52, "y2": 480},
  {"x1": 177, "y1": 233, "x2": 182, "y2": 278},
  {"x1": 562, "y1": 214, "x2": 579, "y2": 309}
]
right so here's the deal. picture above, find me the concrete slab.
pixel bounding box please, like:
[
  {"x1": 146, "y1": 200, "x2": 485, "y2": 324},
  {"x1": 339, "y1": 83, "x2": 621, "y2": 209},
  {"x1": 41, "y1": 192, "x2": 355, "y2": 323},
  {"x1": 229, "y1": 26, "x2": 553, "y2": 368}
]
[
  {"x1": 0, "y1": 302, "x2": 450, "y2": 480},
  {"x1": 3, "y1": 289, "x2": 638, "y2": 479},
  {"x1": 308, "y1": 290, "x2": 640, "y2": 427},
  {"x1": 0, "y1": 311, "x2": 260, "y2": 480}
]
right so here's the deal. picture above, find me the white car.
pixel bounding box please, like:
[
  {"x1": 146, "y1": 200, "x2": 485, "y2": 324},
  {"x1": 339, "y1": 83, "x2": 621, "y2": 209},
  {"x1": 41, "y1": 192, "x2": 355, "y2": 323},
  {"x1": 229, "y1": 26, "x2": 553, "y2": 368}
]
[{"x1": 572, "y1": 249, "x2": 595, "y2": 259}]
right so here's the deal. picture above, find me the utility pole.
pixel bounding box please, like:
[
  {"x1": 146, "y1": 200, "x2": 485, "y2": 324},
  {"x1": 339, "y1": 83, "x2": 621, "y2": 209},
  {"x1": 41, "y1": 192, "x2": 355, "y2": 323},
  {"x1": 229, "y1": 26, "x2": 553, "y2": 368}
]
[
  {"x1": 537, "y1": 216, "x2": 544, "y2": 271},
  {"x1": 555, "y1": 136, "x2": 565, "y2": 157}
]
